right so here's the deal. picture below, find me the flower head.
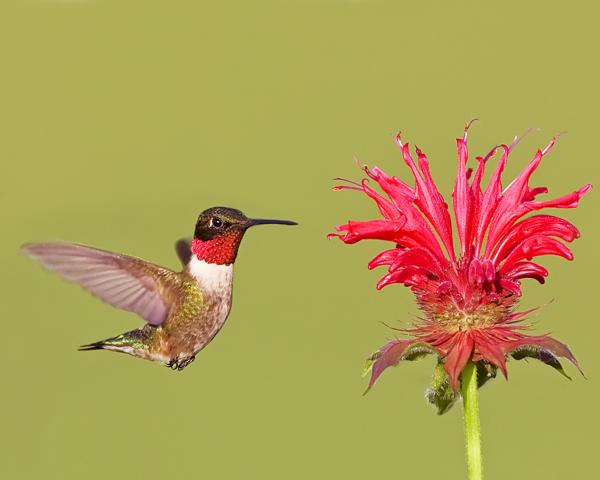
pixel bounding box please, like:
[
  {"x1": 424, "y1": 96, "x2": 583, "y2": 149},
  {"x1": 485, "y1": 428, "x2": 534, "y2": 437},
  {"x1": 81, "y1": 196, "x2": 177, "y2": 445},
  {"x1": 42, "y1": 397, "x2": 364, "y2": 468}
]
[{"x1": 330, "y1": 123, "x2": 591, "y2": 413}]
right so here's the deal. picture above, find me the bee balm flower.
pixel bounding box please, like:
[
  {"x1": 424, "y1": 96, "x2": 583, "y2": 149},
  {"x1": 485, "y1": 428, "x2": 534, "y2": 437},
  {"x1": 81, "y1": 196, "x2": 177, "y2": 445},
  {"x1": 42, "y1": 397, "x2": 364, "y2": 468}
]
[{"x1": 330, "y1": 124, "x2": 591, "y2": 413}]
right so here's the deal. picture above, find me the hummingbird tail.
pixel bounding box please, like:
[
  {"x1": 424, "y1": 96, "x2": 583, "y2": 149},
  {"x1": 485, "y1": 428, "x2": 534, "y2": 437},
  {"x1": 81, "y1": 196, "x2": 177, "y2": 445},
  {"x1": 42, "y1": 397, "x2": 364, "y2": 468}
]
[
  {"x1": 78, "y1": 327, "x2": 154, "y2": 355},
  {"x1": 79, "y1": 340, "x2": 106, "y2": 351}
]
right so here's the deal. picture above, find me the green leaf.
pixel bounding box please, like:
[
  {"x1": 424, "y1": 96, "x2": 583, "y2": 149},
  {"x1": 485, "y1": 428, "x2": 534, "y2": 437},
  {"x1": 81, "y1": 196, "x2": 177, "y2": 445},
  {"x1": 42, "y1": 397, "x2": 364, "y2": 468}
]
[
  {"x1": 476, "y1": 361, "x2": 498, "y2": 389},
  {"x1": 362, "y1": 341, "x2": 435, "y2": 377},
  {"x1": 402, "y1": 342, "x2": 436, "y2": 362},
  {"x1": 510, "y1": 344, "x2": 572, "y2": 379},
  {"x1": 425, "y1": 360, "x2": 458, "y2": 415},
  {"x1": 424, "y1": 360, "x2": 497, "y2": 415}
]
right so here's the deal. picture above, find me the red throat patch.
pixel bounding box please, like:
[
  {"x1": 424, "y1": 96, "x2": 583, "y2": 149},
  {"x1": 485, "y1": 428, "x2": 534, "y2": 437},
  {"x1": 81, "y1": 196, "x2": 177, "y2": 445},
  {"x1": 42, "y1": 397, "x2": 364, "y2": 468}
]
[{"x1": 191, "y1": 231, "x2": 244, "y2": 265}]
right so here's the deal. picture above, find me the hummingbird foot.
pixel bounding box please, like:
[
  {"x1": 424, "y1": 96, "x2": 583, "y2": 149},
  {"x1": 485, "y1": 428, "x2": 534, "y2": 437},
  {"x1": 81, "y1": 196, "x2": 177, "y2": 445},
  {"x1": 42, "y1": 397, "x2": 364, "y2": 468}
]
[{"x1": 167, "y1": 355, "x2": 196, "y2": 371}]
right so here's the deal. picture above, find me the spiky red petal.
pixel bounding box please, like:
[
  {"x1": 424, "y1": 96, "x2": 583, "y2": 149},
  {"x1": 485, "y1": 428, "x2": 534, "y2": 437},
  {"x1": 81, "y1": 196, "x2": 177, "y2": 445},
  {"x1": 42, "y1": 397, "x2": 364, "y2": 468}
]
[{"x1": 332, "y1": 125, "x2": 590, "y2": 392}]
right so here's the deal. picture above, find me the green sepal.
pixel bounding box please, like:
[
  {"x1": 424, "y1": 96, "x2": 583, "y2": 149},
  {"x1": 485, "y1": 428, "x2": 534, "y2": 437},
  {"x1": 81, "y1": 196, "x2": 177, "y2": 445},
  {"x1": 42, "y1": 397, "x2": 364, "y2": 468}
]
[
  {"x1": 425, "y1": 360, "x2": 458, "y2": 415},
  {"x1": 510, "y1": 345, "x2": 572, "y2": 380},
  {"x1": 402, "y1": 342, "x2": 437, "y2": 362},
  {"x1": 362, "y1": 341, "x2": 434, "y2": 378},
  {"x1": 424, "y1": 360, "x2": 497, "y2": 415},
  {"x1": 476, "y1": 361, "x2": 498, "y2": 389}
]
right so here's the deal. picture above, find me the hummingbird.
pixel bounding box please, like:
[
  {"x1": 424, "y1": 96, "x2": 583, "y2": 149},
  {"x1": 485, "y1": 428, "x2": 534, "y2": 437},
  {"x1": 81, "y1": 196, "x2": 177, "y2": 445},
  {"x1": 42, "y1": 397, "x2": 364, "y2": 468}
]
[{"x1": 22, "y1": 207, "x2": 296, "y2": 370}]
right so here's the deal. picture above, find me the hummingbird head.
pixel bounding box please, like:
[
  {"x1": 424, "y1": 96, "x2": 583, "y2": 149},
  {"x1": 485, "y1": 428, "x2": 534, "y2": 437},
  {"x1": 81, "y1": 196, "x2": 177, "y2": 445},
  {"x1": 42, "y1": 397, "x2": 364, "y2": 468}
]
[{"x1": 191, "y1": 207, "x2": 297, "y2": 265}]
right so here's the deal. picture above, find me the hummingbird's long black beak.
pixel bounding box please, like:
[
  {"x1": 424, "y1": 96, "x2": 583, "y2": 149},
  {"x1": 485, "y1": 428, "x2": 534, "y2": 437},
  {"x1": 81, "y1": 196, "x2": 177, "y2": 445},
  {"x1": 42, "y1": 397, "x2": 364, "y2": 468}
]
[{"x1": 245, "y1": 218, "x2": 298, "y2": 227}]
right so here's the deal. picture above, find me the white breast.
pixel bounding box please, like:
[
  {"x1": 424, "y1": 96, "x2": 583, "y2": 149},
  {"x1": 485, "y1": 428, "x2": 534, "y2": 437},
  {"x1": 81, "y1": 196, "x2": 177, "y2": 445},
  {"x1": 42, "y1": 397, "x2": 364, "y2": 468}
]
[
  {"x1": 187, "y1": 256, "x2": 234, "y2": 294},
  {"x1": 186, "y1": 257, "x2": 235, "y2": 350}
]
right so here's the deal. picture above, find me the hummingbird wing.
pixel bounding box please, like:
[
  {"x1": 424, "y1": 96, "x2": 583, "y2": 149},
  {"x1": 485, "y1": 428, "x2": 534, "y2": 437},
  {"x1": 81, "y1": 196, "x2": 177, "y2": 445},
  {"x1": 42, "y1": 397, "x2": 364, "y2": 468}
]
[
  {"x1": 22, "y1": 242, "x2": 177, "y2": 326},
  {"x1": 175, "y1": 239, "x2": 192, "y2": 266}
]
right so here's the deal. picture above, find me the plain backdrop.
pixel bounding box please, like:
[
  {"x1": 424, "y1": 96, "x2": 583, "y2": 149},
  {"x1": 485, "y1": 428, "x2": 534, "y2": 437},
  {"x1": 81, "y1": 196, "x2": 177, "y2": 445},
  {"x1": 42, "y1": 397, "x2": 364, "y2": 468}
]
[{"x1": 1, "y1": 1, "x2": 598, "y2": 479}]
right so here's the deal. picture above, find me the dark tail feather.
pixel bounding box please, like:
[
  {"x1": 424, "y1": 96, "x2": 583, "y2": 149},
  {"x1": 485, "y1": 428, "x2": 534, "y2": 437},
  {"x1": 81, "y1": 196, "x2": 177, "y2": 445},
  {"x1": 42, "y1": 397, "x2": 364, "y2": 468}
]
[
  {"x1": 79, "y1": 333, "x2": 123, "y2": 351},
  {"x1": 78, "y1": 327, "x2": 151, "y2": 353},
  {"x1": 79, "y1": 340, "x2": 107, "y2": 351}
]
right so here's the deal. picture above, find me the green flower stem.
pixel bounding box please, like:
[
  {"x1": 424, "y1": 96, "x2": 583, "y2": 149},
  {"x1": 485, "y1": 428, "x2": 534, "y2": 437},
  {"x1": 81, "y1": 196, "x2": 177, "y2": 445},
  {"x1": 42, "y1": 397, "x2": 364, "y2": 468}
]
[{"x1": 461, "y1": 362, "x2": 483, "y2": 480}]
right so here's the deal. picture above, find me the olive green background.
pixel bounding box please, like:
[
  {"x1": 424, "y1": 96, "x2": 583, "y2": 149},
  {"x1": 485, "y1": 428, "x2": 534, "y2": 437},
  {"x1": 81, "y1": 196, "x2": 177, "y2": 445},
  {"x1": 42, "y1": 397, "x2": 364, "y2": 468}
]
[{"x1": 1, "y1": 1, "x2": 598, "y2": 479}]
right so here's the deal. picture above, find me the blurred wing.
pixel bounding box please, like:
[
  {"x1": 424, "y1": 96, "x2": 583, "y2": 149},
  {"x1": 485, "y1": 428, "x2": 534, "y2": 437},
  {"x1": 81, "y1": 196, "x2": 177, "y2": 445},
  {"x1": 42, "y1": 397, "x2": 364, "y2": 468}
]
[
  {"x1": 23, "y1": 242, "x2": 177, "y2": 325},
  {"x1": 175, "y1": 238, "x2": 192, "y2": 267}
]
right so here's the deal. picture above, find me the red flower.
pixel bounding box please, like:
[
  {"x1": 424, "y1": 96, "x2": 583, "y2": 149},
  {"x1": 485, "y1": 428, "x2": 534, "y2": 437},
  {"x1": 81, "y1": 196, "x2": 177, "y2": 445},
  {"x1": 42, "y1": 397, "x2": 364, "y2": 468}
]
[{"x1": 330, "y1": 123, "x2": 591, "y2": 412}]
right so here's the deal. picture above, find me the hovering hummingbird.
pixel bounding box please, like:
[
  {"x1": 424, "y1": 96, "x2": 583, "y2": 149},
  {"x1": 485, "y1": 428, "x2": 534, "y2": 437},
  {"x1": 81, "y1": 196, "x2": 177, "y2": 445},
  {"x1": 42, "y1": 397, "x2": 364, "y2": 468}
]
[{"x1": 23, "y1": 207, "x2": 296, "y2": 370}]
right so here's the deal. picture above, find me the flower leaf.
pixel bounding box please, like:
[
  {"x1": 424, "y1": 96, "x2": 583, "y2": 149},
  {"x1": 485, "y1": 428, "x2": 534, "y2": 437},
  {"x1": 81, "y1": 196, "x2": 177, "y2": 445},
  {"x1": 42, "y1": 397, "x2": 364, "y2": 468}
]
[
  {"x1": 504, "y1": 335, "x2": 583, "y2": 379},
  {"x1": 510, "y1": 344, "x2": 571, "y2": 379},
  {"x1": 476, "y1": 361, "x2": 498, "y2": 389},
  {"x1": 402, "y1": 342, "x2": 437, "y2": 361},
  {"x1": 364, "y1": 340, "x2": 435, "y2": 393},
  {"x1": 424, "y1": 360, "x2": 497, "y2": 415},
  {"x1": 425, "y1": 360, "x2": 458, "y2": 415}
]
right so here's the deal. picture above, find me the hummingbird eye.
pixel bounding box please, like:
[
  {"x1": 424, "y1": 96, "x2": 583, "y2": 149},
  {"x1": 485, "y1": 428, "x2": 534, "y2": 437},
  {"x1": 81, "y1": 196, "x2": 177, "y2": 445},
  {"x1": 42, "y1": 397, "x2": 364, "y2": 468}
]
[{"x1": 211, "y1": 217, "x2": 223, "y2": 228}]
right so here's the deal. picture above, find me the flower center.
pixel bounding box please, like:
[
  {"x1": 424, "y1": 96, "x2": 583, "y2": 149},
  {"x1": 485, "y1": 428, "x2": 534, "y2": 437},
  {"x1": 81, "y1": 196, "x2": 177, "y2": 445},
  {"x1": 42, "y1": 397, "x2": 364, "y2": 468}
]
[{"x1": 434, "y1": 303, "x2": 506, "y2": 332}]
